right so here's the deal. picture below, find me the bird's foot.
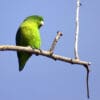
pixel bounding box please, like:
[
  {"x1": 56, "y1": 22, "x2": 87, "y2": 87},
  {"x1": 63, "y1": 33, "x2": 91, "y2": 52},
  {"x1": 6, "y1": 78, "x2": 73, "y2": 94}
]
[{"x1": 35, "y1": 49, "x2": 42, "y2": 56}]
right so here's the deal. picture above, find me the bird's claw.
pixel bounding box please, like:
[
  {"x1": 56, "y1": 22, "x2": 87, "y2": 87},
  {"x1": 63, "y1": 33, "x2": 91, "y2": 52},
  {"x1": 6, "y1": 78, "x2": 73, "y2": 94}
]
[{"x1": 35, "y1": 49, "x2": 42, "y2": 56}]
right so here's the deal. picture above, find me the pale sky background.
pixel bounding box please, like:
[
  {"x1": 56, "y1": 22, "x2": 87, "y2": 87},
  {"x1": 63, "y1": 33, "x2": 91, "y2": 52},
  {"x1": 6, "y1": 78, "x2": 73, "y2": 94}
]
[{"x1": 0, "y1": 0, "x2": 99, "y2": 100}]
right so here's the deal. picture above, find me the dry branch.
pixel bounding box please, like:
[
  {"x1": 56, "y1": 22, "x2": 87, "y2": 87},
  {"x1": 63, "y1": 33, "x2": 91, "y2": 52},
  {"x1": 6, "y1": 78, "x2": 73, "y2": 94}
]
[
  {"x1": 49, "y1": 31, "x2": 63, "y2": 53},
  {"x1": 74, "y1": 0, "x2": 90, "y2": 98},
  {"x1": 74, "y1": 0, "x2": 80, "y2": 59},
  {"x1": 0, "y1": 45, "x2": 91, "y2": 66}
]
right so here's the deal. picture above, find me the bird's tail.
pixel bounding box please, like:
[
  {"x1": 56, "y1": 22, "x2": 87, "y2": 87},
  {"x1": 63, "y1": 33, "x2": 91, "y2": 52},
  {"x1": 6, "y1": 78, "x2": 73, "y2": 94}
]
[{"x1": 17, "y1": 51, "x2": 32, "y2": 71}]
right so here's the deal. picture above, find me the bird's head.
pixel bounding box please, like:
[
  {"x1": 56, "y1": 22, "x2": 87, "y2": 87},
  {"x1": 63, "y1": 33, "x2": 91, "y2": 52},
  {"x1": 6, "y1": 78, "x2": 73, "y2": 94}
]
[{"x1": 24, "y1": 15, "x2": 44, "y2": 28}]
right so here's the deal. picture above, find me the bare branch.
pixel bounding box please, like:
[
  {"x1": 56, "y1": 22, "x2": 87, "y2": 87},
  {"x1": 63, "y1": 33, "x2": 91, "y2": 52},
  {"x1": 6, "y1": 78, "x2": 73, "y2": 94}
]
[
  {"x1": 74, "y1": 0, "x2": 90, "y2": 98},
  {"x1": 0, "y1": 45, "x2": 91, "y2": 66},
  {"x1": 49, "y1": 31, "x2": 62, "y2": 53},
  {"x1": 84, "y1": 65, "x2": 90, "y2": 99},
  {"x1": 74, "y1": 0, "x2": 81, "y2": 59}
]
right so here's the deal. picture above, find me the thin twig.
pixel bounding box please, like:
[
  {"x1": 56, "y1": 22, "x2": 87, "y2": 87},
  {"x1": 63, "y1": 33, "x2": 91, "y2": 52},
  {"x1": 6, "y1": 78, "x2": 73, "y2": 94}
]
[
  {"x1": 49, "y1": 31, "x2": 62, "y2": 53},
  {"x1": 84, "y1": 65, "x2": 90, "y2": 99},
  {"x1": 74, "y1": 0, "x2": 91, "y2": 98},
  {"x1": 74, "y1": 0, "x2": 80, "y2": 59},
  {"x1": 0, "y1": 45, "x2": 91, "y2": 66}
]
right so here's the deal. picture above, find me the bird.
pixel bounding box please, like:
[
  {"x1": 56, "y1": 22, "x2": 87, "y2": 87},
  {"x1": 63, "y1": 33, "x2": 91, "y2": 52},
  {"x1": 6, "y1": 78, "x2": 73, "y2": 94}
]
[{"x1": 16, "y1": 15, "x2": 44, "y2": 71}]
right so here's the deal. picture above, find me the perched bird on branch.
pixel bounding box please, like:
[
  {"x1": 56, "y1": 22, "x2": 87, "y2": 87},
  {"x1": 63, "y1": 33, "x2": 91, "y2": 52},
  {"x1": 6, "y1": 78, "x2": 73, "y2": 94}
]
[{"x1": 16, "y1": 15, "x2": 44, "y2": 71}]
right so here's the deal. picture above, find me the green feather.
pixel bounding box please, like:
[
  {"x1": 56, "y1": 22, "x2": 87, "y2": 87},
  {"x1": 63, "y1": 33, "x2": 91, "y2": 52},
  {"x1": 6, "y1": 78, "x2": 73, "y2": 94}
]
[{"x1": 16, "y1": 15, "x2": 44, "y2": 71}]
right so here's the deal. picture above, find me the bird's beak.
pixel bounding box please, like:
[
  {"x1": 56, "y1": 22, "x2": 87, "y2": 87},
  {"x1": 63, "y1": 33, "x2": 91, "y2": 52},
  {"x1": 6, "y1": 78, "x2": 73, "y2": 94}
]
[{"x1": 41, "y1": 21, "x2": 44, "y2": 26}]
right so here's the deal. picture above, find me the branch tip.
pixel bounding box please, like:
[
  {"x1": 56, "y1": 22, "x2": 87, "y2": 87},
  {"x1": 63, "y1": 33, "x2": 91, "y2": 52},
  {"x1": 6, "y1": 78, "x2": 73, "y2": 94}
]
[
  {"x1": 57, "y1": 31, "x2": 63, "y2": 36},
  {"x1": 49, "y1": 31, "x2": 62, "y2": 53}
]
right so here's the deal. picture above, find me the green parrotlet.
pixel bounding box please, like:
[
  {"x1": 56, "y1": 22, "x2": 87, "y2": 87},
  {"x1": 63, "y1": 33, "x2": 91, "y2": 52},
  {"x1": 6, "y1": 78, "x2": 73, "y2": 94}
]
[{"x1": 16, "y1": 15, "x2": 44, "y2": 71}]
